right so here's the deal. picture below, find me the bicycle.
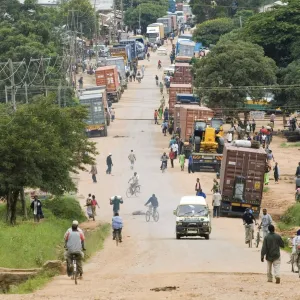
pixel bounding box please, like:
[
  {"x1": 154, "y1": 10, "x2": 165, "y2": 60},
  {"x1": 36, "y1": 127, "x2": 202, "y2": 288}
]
[
  {"x1": 114, "y1": 229, "x2": 121, "y2": 246},
  {"x1": 145, "y1": 205, "x2": 159, "y2": 222},
  {"x1": 245, "y1": 224, "x2": 254, "y2": 248},
  {"x1": 70, "y1": 253, "x2": 83, "y2": 285},
  {"x1": 255, "y1": 225, "x2": 262, "y2": 248},
  {"x1": 161, "y1": 161, "x2": 167, "y2": 173},
  {"x1": 126, "y1": 184, "x2": 141, "y2": 197}
]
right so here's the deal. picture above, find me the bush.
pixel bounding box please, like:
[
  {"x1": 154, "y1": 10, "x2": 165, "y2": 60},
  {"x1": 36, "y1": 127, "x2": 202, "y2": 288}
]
[
  {"x1": 43, "y1": 195, "x2": 87, "y2": 222},
  {"x1": 280, "y1": 203, "x2": 300, "y2": 226}
]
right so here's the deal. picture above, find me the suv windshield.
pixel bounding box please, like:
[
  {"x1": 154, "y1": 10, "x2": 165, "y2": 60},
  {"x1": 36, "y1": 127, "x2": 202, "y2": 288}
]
[{"x1": 177, "y1": 204, "x2": 208, "y2": 217}]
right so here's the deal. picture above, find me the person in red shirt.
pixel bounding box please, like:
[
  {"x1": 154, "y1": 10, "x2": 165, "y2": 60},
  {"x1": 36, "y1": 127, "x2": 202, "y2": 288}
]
[
  {"x1": 169, "y1": 149, "x2": 175, "y2": 168},
  {"x1": 154, "y1": 110, "x2": 158, "y2": 124},
  {"x1": 91, "y1": 195, "x2": 100, "y2": 218}
]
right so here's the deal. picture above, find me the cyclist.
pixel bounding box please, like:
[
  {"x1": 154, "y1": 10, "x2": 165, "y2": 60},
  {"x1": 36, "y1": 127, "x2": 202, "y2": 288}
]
[
  {"x1": 64, "y1": 221, "x2": 86, "y2": 279},
  {"x1": 158, "y1": 60, "x2": 162, "y2": 69},
  {"x1": 144, "y1": 194, "x2": 159, "y2": 214},
  {"x1": 128, "y1": 172, "x2": 139, "y2": 193},
  {"x1": 110, "y1": 196, "x2": 123, "y2": 214},
  {"x1": 242, "y1": 208, "x2": 257, "y2": 244},
  {"x1": 160, "y1": 152, "x2": 169, "y2": 170},
  {"x1": 128, "y1": 150, "x2": 136, "y2": 169},
  {"x1": 259, "y1": 208, "x2": 272, "y2": 239},
  {"x1": 112, "y1": 212, "x2": 123, "y2": 242}
]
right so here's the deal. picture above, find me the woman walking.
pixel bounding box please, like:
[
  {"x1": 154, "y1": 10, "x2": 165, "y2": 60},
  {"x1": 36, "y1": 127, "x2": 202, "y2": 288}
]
[
  {"x1": 86, "y1": 196, "x2": 95, "y2": 221},
  {"x1": 273, "y1": 162, "x2": 280, "y2": 184},
  {"x1": 179, "y1": 153, "x2": 185, "y2": 171}
]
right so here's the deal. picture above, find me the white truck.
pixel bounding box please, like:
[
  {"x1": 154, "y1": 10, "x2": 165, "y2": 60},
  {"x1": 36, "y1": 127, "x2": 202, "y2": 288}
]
[{"x1": 147, "y1": 23, "x2": 164, "y2": 45}]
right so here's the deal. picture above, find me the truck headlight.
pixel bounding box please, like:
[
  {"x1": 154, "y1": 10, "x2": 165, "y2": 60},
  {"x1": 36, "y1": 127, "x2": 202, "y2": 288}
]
[
  {"x1": 202, "y1": 222, "x2": 209, "y2": 226},
  {"x1": 176, "y1": 222, "x2": 182, "y2": 226}
]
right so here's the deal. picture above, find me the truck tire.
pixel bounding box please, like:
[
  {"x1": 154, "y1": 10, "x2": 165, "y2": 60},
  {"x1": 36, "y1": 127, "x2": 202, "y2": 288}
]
[
  {"x1": 103, "y1": 127, "x2": 108, "y2": 137},
  {"x1": 216, "y1": 137, "x2": 224, "y2": 154},
  {"x1": 204, "y1": 234, "x2": 210, "y2": 240},
  {"x1": 176, "y1": 233, "x2": 181, "y2": 240}
]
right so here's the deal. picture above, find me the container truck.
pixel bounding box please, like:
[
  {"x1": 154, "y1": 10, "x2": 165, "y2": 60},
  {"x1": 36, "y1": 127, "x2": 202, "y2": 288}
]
[
  {"x1": 219, "y1": 143, "x2": 267, "y2": 217},
  {"x1": 79, "y1": 91, "x2": 108, "y2": 138},
  {"x1": 169, "y1": 83, "x2": 193, "y2": 115},
  {"x1": 103, "y1": 57, "x2": 127, "y2": 91},
  {"x1": 172, "y1": 63, "x2": 193, "y2": 84},
  {"x1": 110, "y1": 44, "x2": 131, "y2": 63},
  {"x1": 95, "y1": 66, "x2": 121, "y2": 103},
  {"x1": 178, "y1": 41, "x2": 195, "y2": 57},
  {"x1": 175, "y1": 11, "x2": 185, "y2": 25},
  {"x1": 166, "y1": 14, "x2": 178, "y2": 35},
  {"x1": 119, "y1": 40, "x2": 137, "y2": 60},
  {"x1": 129, "y1": 35, "x2": 145, "y2": 45},
  {"x1": 157, "y1": 17, "x2": 172, "y2": 37}
]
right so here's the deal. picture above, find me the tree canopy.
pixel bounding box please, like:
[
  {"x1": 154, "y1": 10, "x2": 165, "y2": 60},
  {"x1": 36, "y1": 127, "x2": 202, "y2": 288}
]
[
  {"x1": 0, "y1": 96, "x2": 97, "y2": 224},
  {"x1": 193, "y1": 18, "x2": 235, "y2": 46},
  {"x1": 194, "y1": 40, "x2": 277, "y2": 118}
]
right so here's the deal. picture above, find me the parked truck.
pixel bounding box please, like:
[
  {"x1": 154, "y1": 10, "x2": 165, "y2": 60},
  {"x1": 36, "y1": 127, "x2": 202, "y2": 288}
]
[
  {"x1": 110, "y1": 44, "x2": 131, "y2": 64},
  {"x1": 95, "y1": 66, "x2": 121, "y2": 103},
  {"x1": 79, "y1": 88, "x2": 108, "y2": 137},
  {"x1": 219, "y1": 143, "x2": 267, "y2": 217},
  {"x1": 119, "y1": 40, "x2": 137, "y2": 60},
  {"x1": 103, "y1": 57, "x2": 127, "y2": 91},
  {"x1": 157, "y1": 17, "x2": 172, "y2": 37},
  {"x1": 147, "y1": 23, "x2": 164, "y2": 45},
  {"x1": 178, "y1": 41, "x2": 195, "y2": 57},
  {"x1": 166, "y1": 14, "x2": 177, "y2": 34}
]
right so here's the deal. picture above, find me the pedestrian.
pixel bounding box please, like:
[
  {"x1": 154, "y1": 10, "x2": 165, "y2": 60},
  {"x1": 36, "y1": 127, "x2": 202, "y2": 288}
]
[
  {"x1": 85, "y1": 194, "x2": 94, "y2": 220},
  {"x1": 91, "y1": 195, "x2": 100, "y2": 218},
  {"x1": 270, "y1": 113, "x2": 275, "y2": 126},
  {"x1": 158, "y1": 106, "x2": 163, "y2": 120},
  {"x1": 211, "y1": 178, "x2": 219, "y2": 193},
  {"x1": 196, "y1": 189, "x2": 206, "y2": 198},
  {"x1": 154, "y1": 110, "x2": 158, "y2": 124},
  {"x1": 246, "y1": 123, "x2": 250, "y2": 136},
  {"x1": 30, "y1": 195, "x2": 43, "y2": 222},
  {"x1": 296, "y1": 175, "x2": 300, "y2": 190},
  {"x1": 132, "y1": 71, "x2": 136, "y2": 82},
  {"x1": 212, "y1": 190, "x2": 222, "y2": 218},
  {"x1": 226, "y1": 131, "x2": 233, "y2": 143},
  {"x1": 111, "y1": 108, "x2": 115, "y2": 122},
  {"x1": 264, "y1": 165, "x2": 270, "y2": 185},
  {"x1": 106, "y1": 153, "x2": 113, "y2": 174},
  {"x1": 261, "y1": 133, "x2": 267, "y2": 148},
  {"x1": 261, "y1": 224, "x2": 284, "y2": 284},
  {"x1": 169, "y1": 149, "x2": 175, "y2": 168},
  {"x1": 90, "y1": 164, "x2": 97, "y2": 183},
  {"x1": 296, "y1": 162, "x2": 300, "y2": 177},
  {"x1": 195, "y1": 178, "x2": 201, "y2": 194},
  {"x1": 128, "y1": 150, "x2": 136, "y2": 169},
  {"x1": 178, "y1": 138, "x2": 183, "y2": 153},
  {"x1": 259, "y1": 209, "x2": 273, "y2": 239},
  {"x1": 273, "y1": 162, "x2": 279, "y2": 184},
  {"x1": 188, "y1": 155, "x2": 193, "y2": 173},
  {"x1": 252, "y1": 119, "x2": 256, "y2": 133},
  {"x1": 141, "y1": 65, "x2": 145, "y2": 77},
  {"x1": 110, "y1": 196, "x2": 123, "y2": 214},
  {"x1": 267, "y1": 150, "x2": 275, "y2": 168},
  {"x1": 171, "y1": 142, "x2": 178, "y2": 158},
  {"x1": 179, "y1": 152, "x2": 185, "y2": 171},
  {"x1": 161, "y1": 121, "x2": 168, "y2": 136},
  {"x1": 78, "y1": 76, "x2": 83, "y2": 89},
  {"x1": 164, "y1": 108, "x2": 169, "y2": 122}
]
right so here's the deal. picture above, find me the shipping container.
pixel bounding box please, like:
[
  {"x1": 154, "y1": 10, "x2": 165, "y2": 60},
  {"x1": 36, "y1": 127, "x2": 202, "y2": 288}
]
[
  {"x1": 95, "y1": 66, "x2": 121, "y2": 102},
  {"x1": 169, "y1": 83, "x2": 192, "y2": 115},
  {"x1": 219, "y1": 144, "x2": 267, "y2": 217},
  {"x1": 176, "y1": 93, "x2": 199, "y2": 104},
  {"x1": 177, "y1": 105, "x2": 214, "y2": 141},
  {"x1": 178, "y1": 41, "x2": 195, "y2": 57},
  {"x1": 120, "y1": 40, "x2": 137, "y2": 59},
  {"x1": 104, "y1": 57, "x2": 126, "y2": 80},
  {"x1": 79, "y1": 92, "x2": 108, "y2": 137},
  {"x1": 165, "y1": 14, "x2": 177, "y2": 33},
  {"x1": 157, "y1": 17, "x2": 172, "y2": 36}
]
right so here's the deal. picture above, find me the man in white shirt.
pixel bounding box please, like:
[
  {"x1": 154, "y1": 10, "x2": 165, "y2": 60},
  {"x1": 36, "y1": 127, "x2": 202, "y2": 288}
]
[
  {"x1": 128, "y1": 172, "x2": 139, "y2": 192},
  {"x1": 259, "y1": 208, "x2": 272, "y2": 239},
  {"x1": 128, "y1": 150, "x2": 136, "y2": 169},
  {"x1": 171, "y1": 143, "x2": 178, "y2": 158},
  {"x1": 212, "y1": 190, "x2": 222, "y2": 218}
]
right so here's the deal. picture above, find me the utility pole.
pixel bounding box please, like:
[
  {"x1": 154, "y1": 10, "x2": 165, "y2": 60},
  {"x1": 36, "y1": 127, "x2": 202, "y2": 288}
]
[
  {"x1": 139, "y1": 6, "x2": 141, "y2": 31},
  {"x1": 94, "y1": 0, "x2": 98, "y2": 55},
  {"x1": 239, "y1": 16, "x2": 242, "y2": 28},
  {"x1": 5, "y1": 86, "x2": 8, "y2": 103},
  {"x1": 41, "y1": 58, "x2": 48, "y2": 97},
  {"x1": 121, "y1": 0, "x2": 124, "y2": 31},
  {"x1": 113, "y1": 0, "x2": 117, "y2": 43},
  {"x1": 8, "y1": 59, "x2": 16, "y2": 111},
  {"x1": 25, "y1": 82, "x2": 28, "y2": 104},
  {"x1": 58, "y1": 80, "x2": 61, "y2": 107}
]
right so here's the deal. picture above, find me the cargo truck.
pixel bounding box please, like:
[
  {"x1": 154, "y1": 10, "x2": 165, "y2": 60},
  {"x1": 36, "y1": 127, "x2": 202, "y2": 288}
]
[
  {"x1": 147, "y1": 23, "x2": 164, "y2": 45},
  {"x1": 166, "y1": 14, "x2": 177, "y2": 34},
  {"x1": 110, "y1": 44, "x2": 131, "y2": 63},
  {"x1": 219, "y1": 144, "x2": 267, "y2": 217},
  {"x1": 103, "y1": 57, "x2": 127, "y2": 91},
  {"x1": 178, "y1": 41, "x2": 195, "y2": 57},
  {"x1": 95, "y1": 66, "x2": 121, "y2": 103},
  {"x1": 79, "y1": 90, "x2": 108, "y2": 138},
  {"x1": 119, "y1": 40, "x2": 137, "y2": 60},
  {"x1": 157, "y1": 17, "x2": 172, "y2": 37}
]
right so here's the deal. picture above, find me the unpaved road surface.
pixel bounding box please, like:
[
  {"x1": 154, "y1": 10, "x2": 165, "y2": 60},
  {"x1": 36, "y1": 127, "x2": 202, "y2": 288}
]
[{"x1": 5, "y1": 44, "x2": 300, "y2": 299}]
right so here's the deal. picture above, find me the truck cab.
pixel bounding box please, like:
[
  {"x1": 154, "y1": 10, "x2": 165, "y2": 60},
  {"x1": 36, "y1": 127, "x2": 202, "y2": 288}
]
[{"x1": 174, "y1": 196, "x2": 211, "y2": 240}]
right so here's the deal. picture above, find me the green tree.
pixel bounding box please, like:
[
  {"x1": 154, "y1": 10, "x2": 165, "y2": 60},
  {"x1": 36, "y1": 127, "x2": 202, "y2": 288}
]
[
  {"x1": 193, "y1": 18, "x2": 235, "y2": 47},
  {"x1": 124, "y1": 2, "x2": 168, "y2": 33},
  {"x1": 0, "y1": 96, "x2": 97, "y2": 225},
  {"x1": 243, "y1": 0, "x2": 300, "y2": 66},
  {"x1": 194, "y1": 41, "x2": 277, "y2": 121}
]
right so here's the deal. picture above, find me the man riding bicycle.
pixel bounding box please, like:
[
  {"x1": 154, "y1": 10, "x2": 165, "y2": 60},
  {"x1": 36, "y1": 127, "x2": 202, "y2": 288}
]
[
  {"x1": 144, "y1": 194, "x2": 159, "y2": 214},
  {"x1": 112, "y1": 212, "x2": 123, "y2": 242},
  {"x1": 242, "y1": 208, "x2": 257, "y2": 244},
  {"x1": 64, "y1": 221, "x2": 86, "y2": 279},
  {"x1": 128, "y1": 172, "x2": 139, "y2": 193},
  {"x1": 160, "y1": 152, "x2": 169, "y2": 170}
]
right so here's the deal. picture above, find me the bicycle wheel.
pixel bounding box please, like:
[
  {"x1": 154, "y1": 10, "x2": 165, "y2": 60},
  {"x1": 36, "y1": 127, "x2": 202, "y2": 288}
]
[
  {"x1": 145, "y1": 211, "x2": 151, "y2": 222},
  {"x1": 153, "y1": 211, "x2": 159, "y2": 222},
  {"x1": 126, "y1": 187, "x2": 132, "y2": 198},
  {"x1": 115, "y1": 231, "x2": 119, "y2": 246},
  {"x1": 73, "y1": 259, "x2": 78, "y2": 285},
  {"x1": 134, "y1": 185, "x2": 141, "y2": 196}
]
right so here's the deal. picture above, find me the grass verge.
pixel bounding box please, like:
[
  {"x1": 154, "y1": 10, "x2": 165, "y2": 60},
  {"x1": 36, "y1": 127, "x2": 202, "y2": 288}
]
[
  {"x1": 280, "y1": 142, "x2": 300, "y2": 148},
  {"x1": 8, "y1": 223, "x2": 110, "y2": 294}
]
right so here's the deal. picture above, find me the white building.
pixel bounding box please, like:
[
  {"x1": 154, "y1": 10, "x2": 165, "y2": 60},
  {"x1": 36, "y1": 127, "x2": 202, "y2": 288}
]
[{"x1": 18, "y1": 0, "x2": 61, "y2": 6}]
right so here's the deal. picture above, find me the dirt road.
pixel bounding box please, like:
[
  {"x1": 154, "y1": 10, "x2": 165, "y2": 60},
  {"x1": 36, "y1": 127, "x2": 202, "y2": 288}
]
[{"x1": 6, "y1": 46, "x2": 300, "y2": 299}]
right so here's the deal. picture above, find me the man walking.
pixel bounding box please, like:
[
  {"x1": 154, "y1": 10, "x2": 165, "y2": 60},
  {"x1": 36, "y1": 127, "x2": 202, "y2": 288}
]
[
  {"x1": 171, "y1": 142, "x2": 178, "y2": 158},
  {"x1": 179, "y1": 152, "x2": 185, "y2": 171},
  {"x1": 169, "y1": 149, "x2": 175, "y2": 168},
  {"x1": 270, "y1": 113, "x2": 275, "y2": 126},
  {"x1": 195, "y1": 178, "x2": 201, "y2": 194},
  {"x1": 296, "y1": 162, "x2": 300, "y2": 177},
  {"x1": 261, "y1": 224, "x2": 284, "y2": 284},
  {"x1": 188, "y1": 155, "x2": 193, "y2": 174},
  {"x1": 259, "y1": 209, "x2": 273, "y2": 239},
  {"x1": 110, "y1": 196, "x2": 123, "y2": 214},
  {"x1": 90, "y1": 163, "x2": 98, "y2": 183},
  {"x1": 154, "y1": 110, "x2": 158, "y2": 124},
  {"x1": 30, "y1": 195, "x2": 43, "y2": 222},
  {"x1": 212, "y1": 190, "x2": 222, "y2": 218},
  {"x1": 106, "y1": 153, "x2": 113, "y2": 174},
  {"x1": 128, "y1": 150, "x2": 136, "y2": 169}
]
